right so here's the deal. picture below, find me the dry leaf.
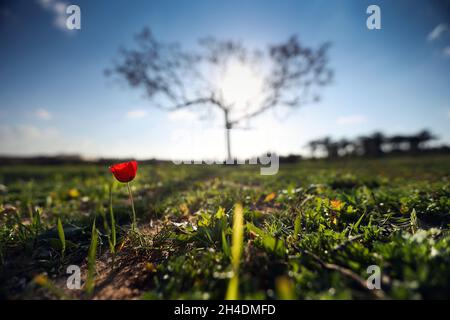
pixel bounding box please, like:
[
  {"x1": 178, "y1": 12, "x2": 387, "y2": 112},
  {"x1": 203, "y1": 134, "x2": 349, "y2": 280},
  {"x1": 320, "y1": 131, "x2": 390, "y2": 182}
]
[{"x1": 264, "y1": 192, "x2": 276, "y2": 202}]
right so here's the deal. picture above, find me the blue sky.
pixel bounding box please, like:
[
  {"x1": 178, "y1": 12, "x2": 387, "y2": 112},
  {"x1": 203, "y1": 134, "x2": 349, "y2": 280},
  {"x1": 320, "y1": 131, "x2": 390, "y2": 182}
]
[{"x1": 0, "y1": 0, "x2": 449, "y2": 159}]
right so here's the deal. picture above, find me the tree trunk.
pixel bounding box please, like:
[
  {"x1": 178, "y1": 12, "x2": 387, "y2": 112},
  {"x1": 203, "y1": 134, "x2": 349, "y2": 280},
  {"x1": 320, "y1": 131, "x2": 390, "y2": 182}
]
[{"x1": 224, "y1": 110, "x2": 232, "y2": 162}]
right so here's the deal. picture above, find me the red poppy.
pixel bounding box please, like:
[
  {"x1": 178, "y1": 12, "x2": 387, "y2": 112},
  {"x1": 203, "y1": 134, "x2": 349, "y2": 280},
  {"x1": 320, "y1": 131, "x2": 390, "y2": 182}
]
[{"x1": 109, "y1": 161, "x2": 138, "y2": 183}]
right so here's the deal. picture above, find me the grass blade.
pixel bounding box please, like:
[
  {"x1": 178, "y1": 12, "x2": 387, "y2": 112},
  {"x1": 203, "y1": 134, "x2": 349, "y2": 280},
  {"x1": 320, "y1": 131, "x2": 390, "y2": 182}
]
[
  {"x1": 85, "y1": 220, "x2": 98, "y2": 296},
  {"x1": 57, "y1": 217, "x2": 66, "y2": 259},
  {"x1": 351, "y1": 210, "x2": 366, "y2": 235},
  {"x1": 221, "y1": 229, "x2": 230, "y2": 257},
  {"x1": 32, "y1": 207, "x2": 42, "y2": 249},
  {"x1": 246, "y1": 222, "x2": 285, "y2": 257},
  {"x1": 293, "y1": 213, "x2": 301, "y2": 241},
  {"x1": 410, "y1": 208, "x2": 418, "y2": 234},
  {"x1": 109, "y1": 184, "x2": 116, "y2": 253},
  {"x1": 225, "y1": 203, "x2": 244, "y2": 300},
  {"x1": 217, "y1": 207, "x2": 230, "y2": 257}
]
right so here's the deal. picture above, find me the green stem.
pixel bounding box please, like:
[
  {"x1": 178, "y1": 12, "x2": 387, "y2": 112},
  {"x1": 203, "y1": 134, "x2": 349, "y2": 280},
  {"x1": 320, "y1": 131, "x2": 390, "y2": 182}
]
[{"x1": 127, "y1": 182, "x2": 137, "y2": 231}]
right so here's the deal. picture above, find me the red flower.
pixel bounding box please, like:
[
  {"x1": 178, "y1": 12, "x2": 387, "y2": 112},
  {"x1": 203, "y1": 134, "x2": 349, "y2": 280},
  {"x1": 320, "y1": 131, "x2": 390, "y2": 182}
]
[{"x1": 109, "y1": 161, "x2": 138, "y2": 183}]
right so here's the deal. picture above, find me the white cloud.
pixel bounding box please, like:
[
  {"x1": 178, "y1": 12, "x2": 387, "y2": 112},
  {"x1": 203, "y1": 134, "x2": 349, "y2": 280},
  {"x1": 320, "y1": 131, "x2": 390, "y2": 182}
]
[
  {"x1": 35, "y1": 108, "x2": 52, "y2": 120},
  {"x1": 167, "y1": 109, "x2": 197, "y2": 122},
  {"x1": 336, "y1": 114, "x2": 367, "y2": 125},
  {"x1": 0, "y1": 125, "x2": 58, "y2": 140},
  {"x1": 0, "y1": 125, "x2": 58, "y2": 155},
  {"x1": 427, "y1": 23, "x2": 448, "y2": 42},
  {"x1": 126, "y1": 109, "x2": 148, "y2": 119},
  {"x1": 36, "y1": 0, "x2": 69, "y2": 31},
  {"x1": 0, "y1": 124, "x2": 94, "y2": 156}
]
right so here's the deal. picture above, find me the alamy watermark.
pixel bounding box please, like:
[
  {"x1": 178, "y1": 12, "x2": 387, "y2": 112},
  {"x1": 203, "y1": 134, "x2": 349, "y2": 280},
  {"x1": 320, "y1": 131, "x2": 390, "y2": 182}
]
[
  {"x1": 66, "y1": 265, "x2": 81, "y2": 290},
  {"x1": 62, "y1": 4, "x2": 381, "y2": 31},
  {"x1": 170, "y1": 128, "x2": 279, "y2": 175},
  {"x1": 173, "y1": 152, "x2": 279, "y2": 176},
  {"x1": 66, "y1": 5, "x2": 81, "y2": 30},
  {"x1": 366, "y1": 5, "x2": 381, "y2": 30},
  {"x1": 366, "y1": 265, "x2": 381, "y2": 290}
]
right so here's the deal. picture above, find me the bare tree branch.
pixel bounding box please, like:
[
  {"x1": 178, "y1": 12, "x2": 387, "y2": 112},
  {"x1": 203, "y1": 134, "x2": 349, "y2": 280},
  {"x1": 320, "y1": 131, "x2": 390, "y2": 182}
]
[{"x1": 107, "y1": 28, "x2": 333, "y2": 158}]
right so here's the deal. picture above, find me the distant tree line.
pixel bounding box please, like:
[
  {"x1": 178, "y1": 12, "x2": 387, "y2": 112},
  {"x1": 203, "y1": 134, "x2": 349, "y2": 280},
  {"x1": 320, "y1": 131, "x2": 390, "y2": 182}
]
[
  {"x1": 307, "y1": 130, "x2": 450, "y2": 158},
  {"x1": 0, "y1": 155, "x2": 163, "y2": 166},
  {"x1": 1, "y1": 129, "x2": 449, "y2": 166}
]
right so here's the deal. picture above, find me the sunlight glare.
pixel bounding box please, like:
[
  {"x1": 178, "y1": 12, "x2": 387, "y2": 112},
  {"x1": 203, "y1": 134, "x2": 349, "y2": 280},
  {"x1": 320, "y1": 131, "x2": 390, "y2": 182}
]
[{"x1": 219, "y1": 62, "x2": 264, "y2": 112}]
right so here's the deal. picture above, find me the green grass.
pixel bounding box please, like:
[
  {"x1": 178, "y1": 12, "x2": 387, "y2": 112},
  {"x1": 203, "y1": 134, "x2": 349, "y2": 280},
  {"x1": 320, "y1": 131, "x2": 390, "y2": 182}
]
[
  {"x1": 225, "y1": 203, "x2": 244, "y2": 300},
  {"x1": 0, "y1": 156, "x2": 449, "y2": 299},
  {"x1": 56, "y1": 217, "x2": 66, "y2": 259},
  {"x1": 85, "y1": 220, "x2": 98, "y2": 296}
]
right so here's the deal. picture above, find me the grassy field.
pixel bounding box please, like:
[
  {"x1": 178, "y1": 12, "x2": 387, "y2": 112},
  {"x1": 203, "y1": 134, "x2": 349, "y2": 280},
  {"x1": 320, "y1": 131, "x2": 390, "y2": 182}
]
[{"x1": 0, "y1": 156, "x2": 449, "y2": 299}]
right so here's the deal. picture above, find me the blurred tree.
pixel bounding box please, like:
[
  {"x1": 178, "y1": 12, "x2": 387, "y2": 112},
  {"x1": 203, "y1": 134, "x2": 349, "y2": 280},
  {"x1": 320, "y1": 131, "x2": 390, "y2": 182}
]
[
  {"x1": 308, "y1": 129, "x2": 438, "y2": 159},
  {"x1": 358, "y1": 132, "x2": 384, "y2": 157},
  {"x1": 107, "y1": 28, "x2": 333, "y2": 160},
  {"x1": 387, "y1": 135, "x2": 408, "y2": 153},
  {"x1": 308, "y1": 137, "x2": 339, "y2": 158},
  {"x1": 307, "y1": 139, "x2": 321, "y2": 158},
  {"x1": 407, "y1": 130, "x2": 435, "y2": 153},
  {"x1": 337, "y1": 138, "x2": 352, "y2": 157},
  {"x1": 323, "y1": 137, "x2": 340, "y2": 159}
]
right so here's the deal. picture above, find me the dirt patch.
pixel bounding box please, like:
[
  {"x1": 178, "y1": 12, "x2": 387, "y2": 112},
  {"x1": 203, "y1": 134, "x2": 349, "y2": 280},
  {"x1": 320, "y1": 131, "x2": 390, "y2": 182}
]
[{"x1": 53, "y1": 220, "x2": 165, "y2": 300}]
